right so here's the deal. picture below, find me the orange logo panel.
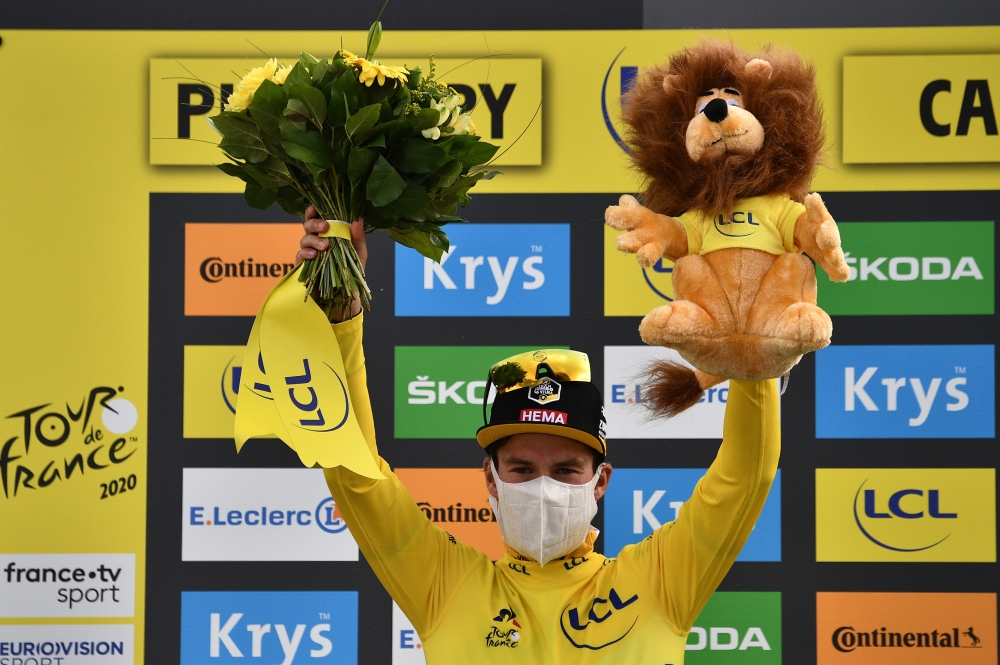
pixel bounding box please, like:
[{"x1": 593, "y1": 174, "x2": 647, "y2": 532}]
[
  {"x1": 185, "y1": 223, "x2": 303, "y2": 316},
  {"x1": 395, "y1": 468, "x2": 503, "y2": 560},
  {"x1": 817, "y1": 592, "x2": 996, "y2": 664}
]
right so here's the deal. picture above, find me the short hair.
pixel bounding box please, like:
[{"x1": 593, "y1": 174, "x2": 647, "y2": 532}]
[{"x1": 486, "y1": 436, "x2": 605, "y2": 473}]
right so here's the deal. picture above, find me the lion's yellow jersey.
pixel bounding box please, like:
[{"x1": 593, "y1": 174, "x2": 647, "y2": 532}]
[
  {"x1": 678, "y1": 194, "x2": 805, "y2": 257},
  {"x1": 324, "y1": 315, "x2": 780, "y2": 664}
]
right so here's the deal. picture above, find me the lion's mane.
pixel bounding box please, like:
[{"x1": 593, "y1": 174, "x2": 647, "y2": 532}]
[{"x1": 622, "y1": 40, "x2": 824, "y2": 217}]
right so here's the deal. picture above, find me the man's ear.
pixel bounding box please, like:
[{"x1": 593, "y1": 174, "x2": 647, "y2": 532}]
[
  {"x1": 594, "y1": 463, "x2": 613, "y2": 502},
  {"x1": 745, "y1": 58, "x2": 772, "y2": 80},
  {"x1": 484, "y1": 457, "x2": 498, "y2": 499}
]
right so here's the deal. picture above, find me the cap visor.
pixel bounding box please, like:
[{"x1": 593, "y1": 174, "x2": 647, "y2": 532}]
[{"x1": 476, "y1": 422, "x2": 606, "y2": 455}]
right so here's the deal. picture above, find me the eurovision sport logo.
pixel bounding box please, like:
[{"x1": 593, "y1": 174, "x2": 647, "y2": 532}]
[
  {"x1": 182, "y1": 468, "x2": 357, "y2": 561},
  {"x1": 686, "y1": 592, "x2": 780, "y2": 663},
  {"x1": 815, "y1": 468, "x2": 995, "y2": 562},
  {"x1": 185, "y1": 223, "x2": 303, "y2": 316},
  {"x1": 180, "y1": 591, "x2": 358, "y2": 664},
  {"x1": 817, "y1": 221, "x2": 993, "y2": 315},
  {"x1": 1, "y1": 387, "x2": 140, "y2": 499},
  {"x1": 395, "y1": 346, "x2": 566, "y2": 439},
  {"x1": 0, "y1": 624, "x2": 134, "y2": 664},
  {"x1": 603, "y1": 469, "x2": 781, "y2": 561},
  {"x1": 394, "y1": 468, "x2": 503, "y2": 560},
  {"x1": 0, "y1": 554, "x2": 136, "y2": 618},
  {"x1": 394, "y1": 224, "x2": 570, "y2": 317},
  {"x1": 817, "y1": 592, "x2": 996, "y2": 664},
  {"x1": 815, "y1": 345, "x2": 994, "y2": 439},
  {"x1": 604, "y1": 346, "x2": 731, "y2": 439}
]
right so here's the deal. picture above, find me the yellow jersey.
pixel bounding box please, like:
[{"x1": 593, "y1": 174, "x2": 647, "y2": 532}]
[
  {"x1": 679, "y1": 194, "x2": 805, "y2": 256},
  {"x1": 324, "y1": 315, "x2": 780, "y2": 664}
]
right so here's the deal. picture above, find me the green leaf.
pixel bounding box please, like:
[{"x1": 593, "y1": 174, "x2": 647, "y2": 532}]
[
  {"x1": 311, "y1": 59, "x2": 331, "y2": 85},
  {"x1": 244, "y1": 180, "x2": 276, "y2": 209},
  {"x1": 365, "y1": 20, "x2": 382, "y2": 60},
  {"x1": 366, "y1": 155, "x2": 406, "y2": 206},
  {"x1": 425, "y1": 158, "x2": 463, "y2": 191},
  {"x1": 275, "y1": 186, "x2": 306, "y2": 217},
  {"x1": 285, "y1": 62, "x2": 312, "y2": 86},
  {"x1": 390, "y1": 138, "x2": 451, "y2": 174},
  {"x1": 249, "y1": 80, "x2": 285, "y2": 137},
  {"x1": 287, "y1": 83, "x2": 327, "y2": 128},
  {"x1": 284, "y1": 98, "x2": 310, "y2": 120},
  {"x1": 299, "y1": 51, "x2": 321, "y2": 70},
  {"x1": 220, "y1": 135, "x2": 268, "y2": 163},
  {"x1": 306, "y1": 163, "x2": 327, "y2": 187},
  {"x1": 410, "y1": 107, "x2": 443, "y2": 132},
  {"x1": 364, "y1": 133, "x2": 387, "y2": 149},
  {"x1": 281, "y1": 131, "x2": 334, "y2": 167},
  {"x1": 327, "y1": 91, "x2": 349, "y2": 128},
  {"x1": 386, "y1": 227, "x2": 445, "y2": 262},
  {"x1": 243, "y1": 163, "x2": 282, "y2": 191},
  {"x1": 346, "y1": 103, "x2": 382, "y2": 138},
  {"x1": 348, "y1": 147, "x2": 378, "y2": 184},
  {"x1": 375, "y1": 181, "x2": 432, "y2": 218},
  {"x1": 278, "y1": 115, "x2": 307, "y2": 134},
  {"x1": 217, "y1": 162, "x2": 251, "y2": 183},
  {"x1": 455, "y1": 140, "x2": 500, "y2": 166}
]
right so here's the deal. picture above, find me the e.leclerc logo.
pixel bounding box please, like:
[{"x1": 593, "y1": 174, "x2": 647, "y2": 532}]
[
  {"x1": 183, "y1": 468, "x2": 357, "y2": 562},
  {"x1": 181, "y1": 591, "x2": 357, "y2": 664},
  {"x1": 395, "y1": 346, "x2": 566, "y2": 439},
  {"x1": 817, "y1": 221, "x2": 993, "y2": 315},
  {"x1": 816, "y1": 468, "x2": 995, "y2": 562},
  {"x1": 815, "y1": 345, "x2": 994, "y2": 438},
  {"x1": 394, "y1": 224, "x2": 569, "y2": 316},
  {"x1": 603, "y1": 469, "x2": 781, "y2": 561}
]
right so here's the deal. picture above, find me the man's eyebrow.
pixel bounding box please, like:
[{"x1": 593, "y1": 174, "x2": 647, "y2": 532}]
[
  {"x1": 553, "y1": 457, "x2": 588, "y2": 467},
  {"x1": 504, "y1": 456, "x2": 537, "y2": 466}
]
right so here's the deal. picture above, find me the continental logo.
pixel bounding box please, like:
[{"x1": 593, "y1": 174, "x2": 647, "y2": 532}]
[
  {"x1": 603, "y1": 225, "x2": 676, "y2": 316},
  {"x1": 817, "y1": 592, "x2": 996, "y2": 663},
  {"x1": 394, "y1": 468, "x2": 503, "y2": 560},
  {"x1": 843, "y1": 54, "x2": 999, "y2": 163},
  {"x1": 817, "y1": 221, "x2": 993, "y2": 315},
  {"x1": 150, "y1": 57, "x2": 541, "y2": 167},
  {"x1": 185, "y1": 223, "x2": 302, "y2": 316},
  {"x1": 183, "y1": 345, "x2": 246, "y2": 439},
  {"x1": 815, "y1": 469, "x2": 995, "y2": 562}
]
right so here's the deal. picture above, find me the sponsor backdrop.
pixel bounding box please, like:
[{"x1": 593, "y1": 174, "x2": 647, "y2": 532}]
[{"x1": 1, "y1": 9, "x2": 998, "y2": 665}]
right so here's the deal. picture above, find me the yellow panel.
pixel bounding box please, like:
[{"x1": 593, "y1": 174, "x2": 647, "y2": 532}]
[
  {"x1": 603, "y1": 225, "x2": 676, "y2": 316},
  {"x1": 183, "y1": 345, "x2": 245, "y2": 439},
  {"x1": 150, "y1": 57, "x2": 541, "y2": 166},
  {"x1": 844, "y1": 54, "x2": 1000, "y2": 163},
  {"x1": 816, "y1": 468, "x2": 996, "y2": 562}
]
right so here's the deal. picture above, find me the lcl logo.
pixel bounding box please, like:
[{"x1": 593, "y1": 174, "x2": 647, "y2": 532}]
[{"x1": 920, "y1": 79, "x2": 997, "y2": 137}]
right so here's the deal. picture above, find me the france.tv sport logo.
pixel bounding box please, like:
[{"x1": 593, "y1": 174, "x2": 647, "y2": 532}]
[
  {"x1": 181, "y1": 591, "x2": 357, "y2": 665},
  {"x1": 603, "y1": 469, "x2": 781, "y2": 561},
  {"x1": 395, "y1": 223, "x2": 570, "y2": 316},
  {"x1": 815, "y1": 345, "x2": 994, "y2": 438}
]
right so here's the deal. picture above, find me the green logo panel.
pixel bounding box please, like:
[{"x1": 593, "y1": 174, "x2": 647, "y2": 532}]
[
  {"x1": 686, "y1": 592, "x2": 782, "y2": 664},
  {"x1": 817, "y1": 221, "x2": 994, "y2": 315},
  {"x1": 395, "y1": 346, "x2": 566, "y2": 439}
]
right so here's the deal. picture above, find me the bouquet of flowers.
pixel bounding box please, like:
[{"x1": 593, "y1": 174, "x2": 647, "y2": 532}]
[{"x1": 210, "y1": 20, "x2": 500, "y2": 319}]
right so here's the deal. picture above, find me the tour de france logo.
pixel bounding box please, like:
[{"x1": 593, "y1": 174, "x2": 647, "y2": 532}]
[
  {"x1": 485, "y1": 608, "x2": 521, "y2": 648},
  {"x1": 528, "y1": 377, "x2": 562, "y2": 405}
]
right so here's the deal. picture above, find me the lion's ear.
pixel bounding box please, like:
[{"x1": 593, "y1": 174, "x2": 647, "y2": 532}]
[
  {"x1": 745, "y1": 58, "x2": 772, "y2": 80},
  {"x1": 661, "y1": 74, "x2": 681, "y2": 93}
]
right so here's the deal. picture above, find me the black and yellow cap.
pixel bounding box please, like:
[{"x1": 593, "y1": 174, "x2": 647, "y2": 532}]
[{"x1": 475, "y1": 349, "x2": 608, "y2": 455}]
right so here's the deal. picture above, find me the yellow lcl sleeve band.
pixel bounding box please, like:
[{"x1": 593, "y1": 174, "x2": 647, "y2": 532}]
[
  {"x1": 233, "y1": 265, "x2": 384, "y2": 480},
  {"x1": 320, "y1": 220, "x2": 353, "y2": 240}
]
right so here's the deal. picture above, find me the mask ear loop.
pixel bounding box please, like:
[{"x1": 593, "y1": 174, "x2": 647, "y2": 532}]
[{"x1": 482, "y1": 375, "x2": 495, "y2": 426}]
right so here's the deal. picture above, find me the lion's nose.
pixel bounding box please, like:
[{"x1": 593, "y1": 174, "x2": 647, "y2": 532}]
[{"x1": 703, "y1": 98, "x2": 729, "y2": 123}]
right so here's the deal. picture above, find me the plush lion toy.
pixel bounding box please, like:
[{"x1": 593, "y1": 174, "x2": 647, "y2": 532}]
[{"x1": 606, "y1": 41, "x2": 850, "y2": 416}]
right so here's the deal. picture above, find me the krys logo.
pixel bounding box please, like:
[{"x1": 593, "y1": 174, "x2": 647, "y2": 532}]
[
  {"x1": 181, "y1": 591, "x2": 358, "y2": 664},
  {"x1": 395, "y1": 224, "x2": 570, "y2": 317},
  {"x1": 395, "y1": 346, "x2": 564, "y2": 439},
  {"x1": 560, "y1": 588, "x2": 639, "y2": 650},
  {"x1": 1, "y1": 387, "x2": 139, "y2": 499},
  {"x1": 815, "y1": 345, "x2": 994, "y2": 439},
  {"x1": 686, "y1": 592, "x2": 781, "y2": 663},
  {"x1": 817, "y1": 221, "x2": 994, "y2": 315},
  {"x1": 815, "y1": 469, "x2": 995, "y2": 563}
]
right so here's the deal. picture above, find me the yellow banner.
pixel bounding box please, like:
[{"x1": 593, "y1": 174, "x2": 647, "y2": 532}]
[
  {"x1": 844, "y1": 54, "x2": 1000, "y2": 163},
  {"x1": 183, "y1": 345, "x2": 244, "y2": 438},
  {"x1": 816, "y1": 468, "x2": 996, "y2": 562},
  {"x1": 150, "y1": 57, "x2": 541, "y2": 166},
  {"x1": 603, "y1": 225, "x2": 676, "y2": 316},
  {"x1": 234, "y1": 268, "x2": 383, "y2": 478}
]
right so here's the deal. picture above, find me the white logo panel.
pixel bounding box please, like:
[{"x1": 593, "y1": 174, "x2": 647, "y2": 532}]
[
  {"x1": 0, "y1": 624, "x2": 133, "y2": 663},
  {"x1": 0, "y1": 554, "x2": 135, "y2": 618},
  {"x1": 392, "y1": 602, "x2": 426, "y2": 664}
]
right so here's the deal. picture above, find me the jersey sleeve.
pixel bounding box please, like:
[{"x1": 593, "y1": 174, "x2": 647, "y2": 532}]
[
  {"x1": 676, "y1": 211, "x2": 704, "y2": 256},
  {"x1": 776, "y1": 197, "x2": 806, "y2": 252},
  {"x1": 322, "y1": 315, "x2": 485, "y2": 639},
  {"x1": 620, "y1": 379, "x2": 780, "y2": 635}
]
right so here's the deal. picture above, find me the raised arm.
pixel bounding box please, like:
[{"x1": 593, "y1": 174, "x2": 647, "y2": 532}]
[{"x1": 621, "y1": 379, "x2": 780, "y2": 634}]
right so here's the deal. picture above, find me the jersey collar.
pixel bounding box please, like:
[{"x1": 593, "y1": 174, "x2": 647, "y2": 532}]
[{"x1": 500, "y1": 529, "x2": 603, "y2": 581}]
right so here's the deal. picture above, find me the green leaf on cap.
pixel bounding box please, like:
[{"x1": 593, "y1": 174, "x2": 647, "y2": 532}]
[{"x1": 490, "y1": 362, "x2": 526, "y2": 391}]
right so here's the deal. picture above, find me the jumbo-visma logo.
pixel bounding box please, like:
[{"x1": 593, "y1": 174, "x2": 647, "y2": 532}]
[
  {"x1": 180, "y1": 591, "x2": 358, "y2": 664},
  {"x1": 395, "y1": 224, "x2": 569, "y2": 316},
  {"x1": 816, "y1": 469, "x2": 995, "y2": 562},
  {"x1": 815, "y1": 345, "x2": 994, "y2": 438}
]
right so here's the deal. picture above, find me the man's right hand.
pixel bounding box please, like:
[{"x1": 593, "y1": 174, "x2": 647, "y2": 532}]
[{"x1": 296, "y1": 205, "x2": 330, "y2": 263}]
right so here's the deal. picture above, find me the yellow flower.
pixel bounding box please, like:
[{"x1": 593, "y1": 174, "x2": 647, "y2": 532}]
[
  {"x1": 357, "y1": 60, "x2": 409, "y2": 87},
  {"x1": 224, "y1": 58, "x2": 279, "y2": 112},
  {"x1": 272, "y1": 63, "x2": 295, "y2": 85}
]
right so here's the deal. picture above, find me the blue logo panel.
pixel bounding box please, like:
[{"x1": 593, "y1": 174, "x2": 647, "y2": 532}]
[
  {"x1": 181, "y1": 591, "x2": 357, "y2": 664},
  {"x1": 395, "y1": 223, "x2": 570, "y2": 316},
  {"x1": 815, "y1": 345, "x2": 994, "y2": 439},
  {"x1": 603, "y1": 469, "x2": 781, "y2": 561}
]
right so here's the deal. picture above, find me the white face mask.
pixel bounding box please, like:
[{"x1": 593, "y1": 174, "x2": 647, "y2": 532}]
[{"x1": 488, "y1": 458, "x2": 603, "y2": 566}]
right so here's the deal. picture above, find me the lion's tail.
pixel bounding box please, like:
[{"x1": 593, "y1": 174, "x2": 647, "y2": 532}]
[{"x1": 643, "y1": 361, "x2": 726, "y2": 419}]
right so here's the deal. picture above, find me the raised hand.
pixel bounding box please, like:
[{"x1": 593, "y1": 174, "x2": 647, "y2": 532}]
[
  {"x1": 296, "y1": 206, "x2": 369, "y2": 321},
  {"x1": 794, "y1": 193, "x2": 849, "y2": 282},
  {"x1": 605, "y1": 195, "x2": 689, "y2": 267}
]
